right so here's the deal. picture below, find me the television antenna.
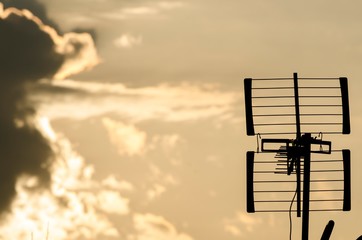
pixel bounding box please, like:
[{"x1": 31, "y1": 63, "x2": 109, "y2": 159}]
[{"x1": 244, "y1": 73, "x2": 351, "y2": 240}]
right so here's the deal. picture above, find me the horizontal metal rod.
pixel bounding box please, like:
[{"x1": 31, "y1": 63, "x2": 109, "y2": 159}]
[
  {"x1": 275, "y1": 167, "x2": 287, "y2": 170},
  {"x1": 254, "y1": 189, "x2": 343, "y2": 193},
  {"x1": 251, "y1": 78, "x2": 293, "y2": 81},
  {"x1": 252, "y1": 86, "x2": 341, "y2": 90},
  {"x1": 255, "y1": 209, "x2": 343, "y2": 213},
  {"x1": 254, "y1": 180, "x2": 344, "y2": 183},
  {"x1": 300, "y1": 104, "x2": 342, "y2": 107},
  {"x1": 254, "y1": 132, "x2": 342, "y2": 135},
  {"x1": 253, "y1": 87, "x2": 294, "y2": 90},
  {"x1": 254, "y1": 161, "x2": 282, "y2": 164},
  {"x1": 254, "y1": 123, "x2": 298, "y2": 126},
  {"x1": 253, "y1": 104, "x2": 342, "y2": 108},
  {"x1": 255, "y1": 199, "x2": 343, "y2": 203},
  {"x1": 310, "y1": 170, "x2": 343, "y2": 173},
  {"x1": 298, "y1": 78, "x2": 339, "y2": 80},
  {"x1": 300, "y1": 113, "x2": 343, "y2": 116},
  {"x1": 253, "y1": 114, "x2": 296, "y2": 117},
  {"x1": 253, "y1": 105, "x2": 296, "y2": 108},
  {"x1": 300, "y1": 122, "x2": 342, "y2": 125},
  {"x1": 252, "y1": 96, "x2": 295, "y2": 99},
  {"x1": 311, "y1": 160, "x2": 343, "y2": 162},
  {"x1": 299, "y1": 96, "x2": 341, "y2": 98},
  {"x1": 253, "y1": 113, "x2": 343, "y2": 117},
  {"x1": 254, "y1": 122, "x2": 342, "y2": 126},
  {"x1": 299, "y1": 86, "x2": 340, "y2": 89},
  {"x1": 252, "y1": 150, "x2": 343, "y2": 154},
  {"x1": 254, "y1": 160, "x2": 342, "y2": 163},
  {"x1": 252, "y1": 96, "x2": 341, "y2": 99},
  {"x1": 255, "y1": 170, "x2": 343, "y2": 173}
]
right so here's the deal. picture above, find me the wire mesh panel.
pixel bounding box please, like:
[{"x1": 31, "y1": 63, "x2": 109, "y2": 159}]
[
  {"x1": 246, "y1": 150, "x2": 350, "y2": 213},
  {"x1": 244, "y1": 77, "x2": 350, "y2": 136}
]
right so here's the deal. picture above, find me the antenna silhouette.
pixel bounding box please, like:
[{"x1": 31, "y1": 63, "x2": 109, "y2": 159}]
[{"x1": 244, "y1": 73, "x2": 351, "y2": 240}]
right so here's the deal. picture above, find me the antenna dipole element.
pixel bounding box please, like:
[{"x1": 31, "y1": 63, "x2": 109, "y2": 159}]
[{"x1": 293, "y1": 72, "x2": 301, "y2": 138}]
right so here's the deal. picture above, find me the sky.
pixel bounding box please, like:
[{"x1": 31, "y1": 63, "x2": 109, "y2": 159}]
[{"x1": 0, "y1": 0, "x2": 361, "y2": 239}]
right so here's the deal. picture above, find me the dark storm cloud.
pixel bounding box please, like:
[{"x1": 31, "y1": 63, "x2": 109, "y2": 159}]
[
  {"x1": 0, "y1": 3, "x2": 98, "y2": 214},
  {"x1": 0, "y1": 6, "x2": 64, "y2": 214},
  {"x1": 1, "y1": 0, "x2": 98, "y2": 42},
  {"x1": 1, "y1": 0, "x2": 60, "y2": 32}
]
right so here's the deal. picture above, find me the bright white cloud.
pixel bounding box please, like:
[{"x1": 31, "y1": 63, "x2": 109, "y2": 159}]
[
  {"x1": 102, "y1": 175, "x2": 134, "y2": 192},
  {"x1": 237, "y1": 212, "x2": 262, "y2": 232},
  {"x1": 130, "y1": 213, "x2": 194, "y2": 240},
  {"x1": 54, "y1": 32, "x2": 100, "y2": 80},
  {"x1": 100, "y1": 7, "x2": 157, "y2": 20},
  {"x1": 0, "y1": 117, "x2": 130, "y2": 240},
  {"x1": 33, "y1": 80, "x2": 238, "y2": 123},
  {"x1": 102, "y1": 117, "x2": 147, "y2": 156},
  {"x1": 122, "y1": 7, "x2": 158, "y2": 16},
  {"x1": 223, "y1": 212, "x2": 263, "y2": 237},
  {"x1": 98, "y1": 190, "x2": 130, "y2": 215},
  {"x1": 100, "y1": 1, "x2": 184, "y2": 20},
  {"x1": 224, "y1": 224, "x2": 242, "y2": 236},
  {"x1": 147, "y1": 184, "x2": 166, "y2": 200},
  {"x1": 114, "y1": 34, "x2": 143, "y2": 48}
]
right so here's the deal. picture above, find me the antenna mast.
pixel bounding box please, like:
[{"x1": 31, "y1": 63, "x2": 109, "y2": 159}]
[{"x1": 244, "y1": 72, "x2": 351, "y2": 240}]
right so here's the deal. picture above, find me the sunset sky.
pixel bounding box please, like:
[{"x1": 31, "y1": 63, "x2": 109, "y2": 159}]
[{"x1": 0, "y1": 0, "x2": 362, "y2": 239}]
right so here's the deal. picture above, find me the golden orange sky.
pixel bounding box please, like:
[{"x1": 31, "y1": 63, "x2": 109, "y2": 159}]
[{"x1": 0, "y1": 0, "x2": 361, "y2": 239}]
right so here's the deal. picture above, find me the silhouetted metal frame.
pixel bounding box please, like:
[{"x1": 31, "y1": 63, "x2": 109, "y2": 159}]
[
  {"x1": 302, "y1": 133, "x2": 312, "y2": 240},
  {"x1": 244, "y1": 78, "x2": 254, "y2": 135},
  {"x1": 244, "y1": 73, "x2": 352, "y2": 240},
  {"x1": 244, "y1": 75, "x2": 351, "y2": 136},
  {"x1": 343, "y1": 149, "x2": 351, "y2": 211},
  {"x1": 340, "y1": 78, "x2": 350, "y2": 134},
  {"x1": 294, "y1": 73, "x2": 302, "y2": 218},
  {"x1": 246, "y1": 151, "x2": 255, "y2": 213}
]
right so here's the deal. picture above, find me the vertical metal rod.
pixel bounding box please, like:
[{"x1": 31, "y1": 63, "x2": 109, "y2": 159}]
[
  {"x1": 293, "y1": 72, "x2": 301, "y2": 138},
  {"x1": 302, "y1": 133, "x2": 312, "y2": 240},
  {"x1": 296, "y1": 156, "x2": 301, "y2": 217},
  {"x1": 294, "y1": 72, "x2": 302, "y2": 218}
]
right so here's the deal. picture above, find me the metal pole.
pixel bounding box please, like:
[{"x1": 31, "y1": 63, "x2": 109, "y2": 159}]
[
  {"x1": 296, "y1": 155, "x2": 301, "y2": 217},
  {"x1": 302, "y1": 133, "x2": 312, "y2": 240},
  {"x1": 293, "y1": 72, "x2": 302, "y2": 218},
  {"x1": 293, "y1": 72, "x2": 301, "y2": 138}
]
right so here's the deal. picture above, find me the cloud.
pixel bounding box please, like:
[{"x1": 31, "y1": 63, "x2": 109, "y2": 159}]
[
  {"x1": 224, "y1": 224, "x2": 242, "y2": 237},
  {"x1": 0, "y1": 2, "x2": 99, "y2": 214},
  {"x1": 1, "y1": 0, "x2": 60, "y2": 31},
  {"x1": 223, "y1": 212, "x2": 263, "y2": 237},
  {"x1": 146, "y1": 184, "x2": 166, "y2": 200},
  {"x1": 53, "y1": 32, "x2": 99, "y2": 79},
  {"x1": 100, "y1": 6, "x2": 157, "y2": 20},
  {"x1": 122, "y1": 7, "x2": 158, "y2": 16},
  {"x1": 114, "y1": 33, "x2": 143, "y2": 48},
  {"x1": 98, "y1": 190, "x2": 130, "y2": 215},
  {"x1": 102, "y1": 117, "x2": 148, "y2": 156},
  {"x1": 31, "y1": 80, "x2": 238, "y2": 123},
  {"x1": 130, "y1": 213, "x2": 193, "y2": 240},
  {"x1": 0, "y1": 117, "x2": 130, "y2": 239},
  {"x1": 100, "y1": 1, "x2": 184, "y2": 20},
  {"x1": 102, "y1": 175, "x2": 134, "y2": 192}
]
